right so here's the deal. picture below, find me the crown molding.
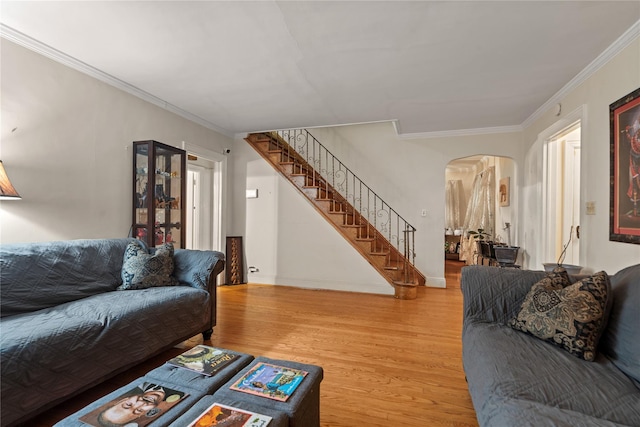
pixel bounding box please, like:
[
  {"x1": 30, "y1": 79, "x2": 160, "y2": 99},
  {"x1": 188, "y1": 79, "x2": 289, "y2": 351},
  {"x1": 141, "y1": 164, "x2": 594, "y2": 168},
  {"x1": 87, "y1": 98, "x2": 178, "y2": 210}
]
[
  {"x1": 398, "y1": 124, "x2": 523, "y2": 140},
  {"x1": 0, "y1": 24, "x2": 234, "y2": 138},
  {"x1": 522, "y1": 19, "x2": 640, "y2": 129}
]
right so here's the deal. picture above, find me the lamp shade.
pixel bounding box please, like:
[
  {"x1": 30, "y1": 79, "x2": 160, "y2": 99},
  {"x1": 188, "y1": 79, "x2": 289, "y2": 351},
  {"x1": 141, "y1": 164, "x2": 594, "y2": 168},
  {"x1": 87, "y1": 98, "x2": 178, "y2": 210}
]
[{"x1": 0, "y1": 161, "x2": 21, "y2": 200}]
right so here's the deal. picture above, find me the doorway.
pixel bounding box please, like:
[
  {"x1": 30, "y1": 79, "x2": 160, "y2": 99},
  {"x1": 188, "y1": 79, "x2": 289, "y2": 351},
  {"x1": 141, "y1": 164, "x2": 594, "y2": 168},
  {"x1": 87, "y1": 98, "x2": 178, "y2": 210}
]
[
  {"x1": 544, "y1": 122, "x2": 581, "y2": 266},
  {"x1": 185, "y1": 152, "x2": 224, "y2": 252}
]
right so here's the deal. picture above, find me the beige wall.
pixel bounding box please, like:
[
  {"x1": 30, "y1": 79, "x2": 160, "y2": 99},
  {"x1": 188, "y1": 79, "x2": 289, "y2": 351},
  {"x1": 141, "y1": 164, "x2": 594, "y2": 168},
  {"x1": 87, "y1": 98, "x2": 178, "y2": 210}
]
[
  {"x1": 0, "y1": 39, "x2": 233, "y2": 244},
  {"x1": 522, "y1": 36, "x2": 640, "y2": 273}
]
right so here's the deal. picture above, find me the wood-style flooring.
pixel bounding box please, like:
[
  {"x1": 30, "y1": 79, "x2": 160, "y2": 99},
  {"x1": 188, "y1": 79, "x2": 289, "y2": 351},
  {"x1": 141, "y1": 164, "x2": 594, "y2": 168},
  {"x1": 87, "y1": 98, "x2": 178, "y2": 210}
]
[{"x1": 25, "y1": 260, "x2": 477, "y2": 427}]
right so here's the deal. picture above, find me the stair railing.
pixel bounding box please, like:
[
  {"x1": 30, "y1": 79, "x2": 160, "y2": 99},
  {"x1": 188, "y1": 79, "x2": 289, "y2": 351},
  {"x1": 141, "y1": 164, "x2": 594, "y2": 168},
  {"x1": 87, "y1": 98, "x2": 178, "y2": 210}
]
[{"x1": 268, "y1": 129, "x2": 418, "y2": 283}]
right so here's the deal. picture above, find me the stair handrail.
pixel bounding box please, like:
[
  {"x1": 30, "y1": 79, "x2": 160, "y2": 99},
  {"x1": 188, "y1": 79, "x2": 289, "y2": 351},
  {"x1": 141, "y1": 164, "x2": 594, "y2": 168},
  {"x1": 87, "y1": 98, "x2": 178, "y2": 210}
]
[{"x1": 267, "y1": 129, "x2": 418, "y2": 281}]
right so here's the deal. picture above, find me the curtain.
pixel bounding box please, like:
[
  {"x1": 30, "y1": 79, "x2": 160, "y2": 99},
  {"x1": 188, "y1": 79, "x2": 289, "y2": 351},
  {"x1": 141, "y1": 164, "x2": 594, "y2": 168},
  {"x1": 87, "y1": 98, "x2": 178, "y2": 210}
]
[
  {"x1": 460, "y1": 166, "x2": 495, "y2": 263},
  {"x1": 445, "y1": 179, "x2": 464, "y2": 231}
]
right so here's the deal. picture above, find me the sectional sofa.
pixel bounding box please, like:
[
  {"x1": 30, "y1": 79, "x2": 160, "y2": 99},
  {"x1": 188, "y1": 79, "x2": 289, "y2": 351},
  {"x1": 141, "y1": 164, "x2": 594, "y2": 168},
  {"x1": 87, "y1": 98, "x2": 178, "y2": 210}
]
[
  {"x1": 461, "y1": 264, "x2": 640, "y2": 426},
  {"x1": 0, "y1": 238, "x2": 225, "y2": 427}
]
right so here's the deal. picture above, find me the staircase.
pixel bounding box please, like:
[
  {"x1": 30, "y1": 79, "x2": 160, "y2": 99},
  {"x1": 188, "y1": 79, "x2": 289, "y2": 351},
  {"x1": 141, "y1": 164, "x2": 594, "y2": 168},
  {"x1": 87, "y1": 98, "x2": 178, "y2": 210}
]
[{"x1": 245, "y1": 130, "x2": 426, "y2": 298}]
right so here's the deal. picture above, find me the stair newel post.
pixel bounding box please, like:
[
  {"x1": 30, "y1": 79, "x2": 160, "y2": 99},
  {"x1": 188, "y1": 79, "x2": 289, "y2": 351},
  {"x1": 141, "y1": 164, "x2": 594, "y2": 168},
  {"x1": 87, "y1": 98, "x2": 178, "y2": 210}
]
[
  {"x1": 395, "y1": 211, "x2": 400, "y2": 272},
  {"x1": 404, "y1": 226, "x2": 410, "y2": 283},
  {"x1": 391, "y1": 203, "x2": 397, "y2": 267},
  {"x1": 412, "y1": 226, "x2": 416, "y2": 283}
]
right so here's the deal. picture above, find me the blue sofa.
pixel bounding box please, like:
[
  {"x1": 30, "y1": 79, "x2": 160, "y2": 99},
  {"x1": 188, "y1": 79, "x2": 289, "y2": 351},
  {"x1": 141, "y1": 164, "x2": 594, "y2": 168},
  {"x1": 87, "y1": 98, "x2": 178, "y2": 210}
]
[
  {"x1": 461, "y1": 264, "x2": 640, "y2": 426},
  {"x1": 0, "y1": 238, "x2": 225, "y2": 427}
]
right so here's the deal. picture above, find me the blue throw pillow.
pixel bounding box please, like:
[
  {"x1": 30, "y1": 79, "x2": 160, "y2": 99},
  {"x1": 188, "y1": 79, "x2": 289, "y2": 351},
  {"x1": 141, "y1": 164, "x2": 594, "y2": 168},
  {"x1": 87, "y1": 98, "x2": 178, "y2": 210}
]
[{"x1": 119, "y1": 240, "x2": 178, "y2": 290}]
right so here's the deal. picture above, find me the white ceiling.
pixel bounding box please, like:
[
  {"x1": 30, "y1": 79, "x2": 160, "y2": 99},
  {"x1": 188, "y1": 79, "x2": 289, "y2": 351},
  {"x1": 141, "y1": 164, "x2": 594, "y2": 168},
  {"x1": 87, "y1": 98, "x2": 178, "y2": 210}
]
[{"x1": 1, "y1": 1, "x2": 639, "y2": 137}]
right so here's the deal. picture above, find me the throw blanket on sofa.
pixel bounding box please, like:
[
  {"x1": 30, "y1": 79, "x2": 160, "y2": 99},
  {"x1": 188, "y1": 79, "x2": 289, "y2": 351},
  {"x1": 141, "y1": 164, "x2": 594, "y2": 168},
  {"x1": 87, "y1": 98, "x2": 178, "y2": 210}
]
[{"x1": 0, "y1": 238, "x2": 224, "y2": 427}]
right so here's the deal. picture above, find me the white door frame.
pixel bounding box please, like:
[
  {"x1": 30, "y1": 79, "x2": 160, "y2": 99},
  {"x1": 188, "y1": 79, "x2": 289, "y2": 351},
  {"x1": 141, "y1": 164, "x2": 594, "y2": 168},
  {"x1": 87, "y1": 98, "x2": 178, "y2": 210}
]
[
  {"x1": 181, "y1": 142, "x2": 227, "y2": 253},
  {"x1": 562, "y1": 137, "x2": 581, "y2": 265},
  {"x1": 186, "y1": 166, "x2": 203, "y2": 249},
  {"x1": 538, "y1": 105, "x2": 586, "y2": 267}
]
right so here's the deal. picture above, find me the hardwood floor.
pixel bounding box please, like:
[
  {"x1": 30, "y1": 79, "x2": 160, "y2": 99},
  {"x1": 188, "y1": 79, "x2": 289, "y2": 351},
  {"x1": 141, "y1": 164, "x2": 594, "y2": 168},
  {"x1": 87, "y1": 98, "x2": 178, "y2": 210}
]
[{"x1": 28, "y1": 260, "x2": 477, "y2": 427}]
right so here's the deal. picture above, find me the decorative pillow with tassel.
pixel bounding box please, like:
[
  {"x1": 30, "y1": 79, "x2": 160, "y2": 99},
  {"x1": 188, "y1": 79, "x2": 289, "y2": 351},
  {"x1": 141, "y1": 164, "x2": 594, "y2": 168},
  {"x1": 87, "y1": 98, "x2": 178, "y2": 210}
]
[{"x1": 510, "y1": 268, "x2": 611, "y2": 361}]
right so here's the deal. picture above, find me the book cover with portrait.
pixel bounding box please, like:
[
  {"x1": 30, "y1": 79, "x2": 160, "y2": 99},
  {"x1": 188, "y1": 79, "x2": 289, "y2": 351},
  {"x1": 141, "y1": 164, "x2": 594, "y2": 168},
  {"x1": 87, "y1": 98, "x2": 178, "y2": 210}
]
[{"x1": 79, "y1": 382, "x2": 187, "y2": 427}]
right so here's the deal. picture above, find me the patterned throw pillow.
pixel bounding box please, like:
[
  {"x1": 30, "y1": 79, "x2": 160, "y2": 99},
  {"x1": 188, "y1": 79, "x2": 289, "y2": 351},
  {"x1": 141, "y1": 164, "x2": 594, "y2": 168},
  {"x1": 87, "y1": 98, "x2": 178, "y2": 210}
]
[
  {"x1": 509, "y1": 270, "x2": 611, "y2": 361},
  {"x1": 119, "y1": 240, "x2": 179, "y2": 290}
]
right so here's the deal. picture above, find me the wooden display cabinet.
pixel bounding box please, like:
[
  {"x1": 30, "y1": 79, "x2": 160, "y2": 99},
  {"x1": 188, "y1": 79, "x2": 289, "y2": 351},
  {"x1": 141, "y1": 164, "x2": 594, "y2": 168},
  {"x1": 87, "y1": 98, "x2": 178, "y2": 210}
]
[{"x1": 132, "y1": 140, "x2": 186, "y2": 248}]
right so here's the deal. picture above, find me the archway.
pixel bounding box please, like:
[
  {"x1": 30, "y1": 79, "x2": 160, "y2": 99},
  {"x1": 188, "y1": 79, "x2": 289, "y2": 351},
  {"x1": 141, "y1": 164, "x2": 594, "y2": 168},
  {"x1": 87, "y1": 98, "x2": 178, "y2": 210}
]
[{"x1": 444, "y1": 155, "x2": 517, "y2": 286}]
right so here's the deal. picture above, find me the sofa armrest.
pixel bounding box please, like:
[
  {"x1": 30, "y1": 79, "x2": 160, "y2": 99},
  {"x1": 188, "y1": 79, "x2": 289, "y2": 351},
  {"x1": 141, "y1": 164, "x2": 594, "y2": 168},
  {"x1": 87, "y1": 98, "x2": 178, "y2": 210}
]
[
  {"x1": 173, "y1": 250, "x2": 225, "y2": 289},
  {"x1": 461, "y1": 266, "x2": 547, "y2": 327},
  {"x1": 173, "y1": 249, "x2": 225, "y2": 331}
]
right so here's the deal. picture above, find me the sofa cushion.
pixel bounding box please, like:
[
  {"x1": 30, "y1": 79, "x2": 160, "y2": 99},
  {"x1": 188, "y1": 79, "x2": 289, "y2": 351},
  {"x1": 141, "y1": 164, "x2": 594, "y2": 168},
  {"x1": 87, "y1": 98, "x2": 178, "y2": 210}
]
[
  {"x1": 0, "y1": 239, "x2": 133, "y2": 317},
  {"x1": 482, "y1": 395, "x2": 631, "y2": 427},
  {"x1": 119, "y1": 241, "x2": 178, "y2": 290},
  {"x1": 509, "y1": 271, "x2": 611, "y2": 361},
  {"x1": 463, "y1": 322, "x2": 640, "y2": 426},
  {"x1": 0, "y1": 285, "x2": 211, "y2": 427},
  {"x1": 600, "y1": 263, "x2": 640, "y2": 383}
]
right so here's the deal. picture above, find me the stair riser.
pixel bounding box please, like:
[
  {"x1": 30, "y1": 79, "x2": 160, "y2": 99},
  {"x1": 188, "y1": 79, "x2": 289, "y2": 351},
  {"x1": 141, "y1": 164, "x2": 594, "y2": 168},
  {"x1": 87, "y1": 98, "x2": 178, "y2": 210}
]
[
  {"x1": 368, "y1": 254, "x2": 392, "y2": 269},
  {"x1": 290, "y1": 175, "x2": 307, "y2": 188}
]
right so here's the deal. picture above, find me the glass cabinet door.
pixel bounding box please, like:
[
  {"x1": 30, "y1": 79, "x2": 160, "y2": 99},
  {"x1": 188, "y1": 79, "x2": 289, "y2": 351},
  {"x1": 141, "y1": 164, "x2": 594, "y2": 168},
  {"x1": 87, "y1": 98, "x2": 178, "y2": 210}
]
[{"x1": 133, "y1": 140, "x2": 186, "y2": 248}]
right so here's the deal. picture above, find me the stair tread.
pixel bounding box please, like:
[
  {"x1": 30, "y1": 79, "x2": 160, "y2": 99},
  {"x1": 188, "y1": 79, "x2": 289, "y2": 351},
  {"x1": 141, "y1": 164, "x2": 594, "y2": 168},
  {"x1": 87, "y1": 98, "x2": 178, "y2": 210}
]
[{"x1": 369, "y1": 252, "x2": 389, "y2": 257}]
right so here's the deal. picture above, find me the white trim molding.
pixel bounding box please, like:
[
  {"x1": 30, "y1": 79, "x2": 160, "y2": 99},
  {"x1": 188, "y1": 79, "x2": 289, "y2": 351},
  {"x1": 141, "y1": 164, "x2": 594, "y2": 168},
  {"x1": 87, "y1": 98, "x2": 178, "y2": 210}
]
[{"x1": 398, "y1": 125, "x2": 523, "y2": 140}]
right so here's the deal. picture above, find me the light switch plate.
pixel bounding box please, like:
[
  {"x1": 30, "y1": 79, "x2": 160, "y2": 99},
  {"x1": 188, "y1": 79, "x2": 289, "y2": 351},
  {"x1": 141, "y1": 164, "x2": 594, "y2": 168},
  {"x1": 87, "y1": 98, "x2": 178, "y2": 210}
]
[{"x1": 586, "y1": 201, "x2": 596, "y2": 215}]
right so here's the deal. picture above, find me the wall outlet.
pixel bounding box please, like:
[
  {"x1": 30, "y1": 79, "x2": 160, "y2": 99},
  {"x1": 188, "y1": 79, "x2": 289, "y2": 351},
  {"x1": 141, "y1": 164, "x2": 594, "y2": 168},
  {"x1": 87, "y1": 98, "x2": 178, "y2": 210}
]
[
  {"x1": 586, "y1": 201, "x2": 596, "y2": 215},
  {"x1": 421, "y1": 209, "x2": 427, "y2": 217}
]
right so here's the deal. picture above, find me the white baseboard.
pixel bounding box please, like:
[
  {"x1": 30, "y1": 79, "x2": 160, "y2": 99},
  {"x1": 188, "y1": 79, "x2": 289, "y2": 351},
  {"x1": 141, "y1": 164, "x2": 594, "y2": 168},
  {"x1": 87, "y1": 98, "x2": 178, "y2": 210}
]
[
  {"x1": 425, "y1": 276, "x2": 446, "y2": 288},
  {"x1": 247, "y1": 275, "x2": 394, "y2": 296}
]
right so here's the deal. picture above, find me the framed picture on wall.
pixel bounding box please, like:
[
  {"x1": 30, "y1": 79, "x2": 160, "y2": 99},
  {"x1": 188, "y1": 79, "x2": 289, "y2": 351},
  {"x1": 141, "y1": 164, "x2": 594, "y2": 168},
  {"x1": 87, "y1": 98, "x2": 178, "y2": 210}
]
[
  {"x1": 499, "y1": 177, "x2": 510, "y2": 207},
  {"x1": 609, "y1": 87, "x2": 640, "y2": 245}
]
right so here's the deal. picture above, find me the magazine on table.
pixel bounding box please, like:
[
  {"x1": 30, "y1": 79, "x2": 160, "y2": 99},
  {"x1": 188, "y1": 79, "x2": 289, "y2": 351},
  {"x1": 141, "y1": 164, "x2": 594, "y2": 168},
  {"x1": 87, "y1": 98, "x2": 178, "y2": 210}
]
[
  {"x1": 79, "y1": 381, "x2": 187, "y2": 427},
  {"x1": 187, "y1": 402, "x2": 271, "y2": 427},
  {"x1": 167, "y1": 345, "x2": 240, "y2": 376},
  {"x1": 229, "y1": 362, "x2": 307, "y2": 402}
]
